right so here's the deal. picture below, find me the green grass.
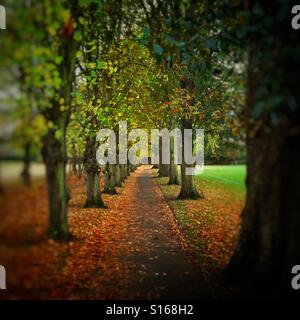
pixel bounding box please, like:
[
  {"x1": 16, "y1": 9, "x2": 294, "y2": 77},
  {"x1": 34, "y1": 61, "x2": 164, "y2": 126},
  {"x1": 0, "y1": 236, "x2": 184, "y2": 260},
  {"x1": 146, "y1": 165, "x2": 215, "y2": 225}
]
[
  {"x1": 197, "y1": 165, "x2": 246, "y2": 193},
  {"x1": 156, "y1": 165, "x2": 246, "y2": 273}
]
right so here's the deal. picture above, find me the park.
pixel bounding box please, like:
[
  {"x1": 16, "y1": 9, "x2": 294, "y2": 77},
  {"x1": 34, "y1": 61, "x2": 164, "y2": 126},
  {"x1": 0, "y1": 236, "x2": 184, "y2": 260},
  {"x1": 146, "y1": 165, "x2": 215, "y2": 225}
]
[
  {"x1": 0, "y1": 0, "x2": 299, "y2": 300},
  {"x1": 95, "y1": 120, "x2": 203, "y2": 169}
]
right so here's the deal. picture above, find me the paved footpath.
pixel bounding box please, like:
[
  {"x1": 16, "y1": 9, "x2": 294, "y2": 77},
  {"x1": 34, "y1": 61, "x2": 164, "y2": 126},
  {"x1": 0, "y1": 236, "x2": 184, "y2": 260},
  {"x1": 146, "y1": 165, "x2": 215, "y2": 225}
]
[{"x1": 118, "y1": 165, "x2": 212, "y2": 299}]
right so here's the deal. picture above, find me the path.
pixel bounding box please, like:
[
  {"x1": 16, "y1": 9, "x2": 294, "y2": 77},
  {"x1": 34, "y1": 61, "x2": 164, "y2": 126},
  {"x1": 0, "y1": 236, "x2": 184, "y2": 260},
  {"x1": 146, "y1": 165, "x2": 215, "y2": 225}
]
[
  {"x1": 117, "y1": 165, "x2": 212, "y2": 299},
  {"x1": 0, "y1": 164, "x2": 212, "y2": 299}
]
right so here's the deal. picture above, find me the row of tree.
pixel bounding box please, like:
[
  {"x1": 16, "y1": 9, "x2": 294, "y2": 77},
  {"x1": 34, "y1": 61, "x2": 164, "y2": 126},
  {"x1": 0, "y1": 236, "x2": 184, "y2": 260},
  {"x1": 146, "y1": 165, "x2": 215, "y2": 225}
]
[
  {"x1": 1, "y1": 0, "x2": 244, "y2": 238},
  {"x1": 1, "y1": 0, "x2": 299, "y2": 297}
]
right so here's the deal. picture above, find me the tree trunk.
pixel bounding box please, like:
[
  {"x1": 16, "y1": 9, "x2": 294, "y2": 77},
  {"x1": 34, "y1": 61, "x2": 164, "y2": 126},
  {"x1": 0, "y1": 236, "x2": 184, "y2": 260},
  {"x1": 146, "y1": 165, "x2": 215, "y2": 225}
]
[
  {"x1": 159, "y1": 164, "x2": 169, "y2": 177},
  {"x1": 158, "y1": 137, "x2": 169, "y2": 177},
  {"x1": 84, "y1": 137, "x2": 105, "y2": 208},
  {"x1": 104, "y1": 167, "x2": 110, "y2": 193},
  {"x1": 94, "y1": 171, "x2": 105, "y2": 207},
  {"x1": 109, "y1": 164, "x2": 117, "y2": 194},
  {"x1": 71, "y1": 158, "x2": 77, "y2": 175},
  {"x1": 169, "y1": 164, "x2": 179, "y2": 185},
  {"x1": 177, "y1": 119, "x2": 202, "y2": 199},
  {"x1": 226, "y1": 117, "x2": 300, "y2": 297},
  {"x1": 225, "y1": 2, "x2": 300, "y2": 298},
  {"x1": 21, "y1": 142, "x2": 31, "y2": 186},
  {"x1": 168, "y1": 134, "x2": 179, "y2": 185},
  {"x1": 40, "y1": 1, "x2": 80, "y2": 240},
  {"x1": 129, "y1": 163, "x2": 135, "y2": 172},
  {"x1": 42, "y1": 125, "x2": 69, "y2": 241},
  {"x1": 70, "y1": 140, "x2": 77, "y2": 176},
  {"x1": 127, "y1": 164, "x2": 130, "y2": 176},
  {"x1": 103, "y1": 164, "x2": 117, "y2": 194},
  {"x1": 115, "y1": 165, "x2": 122, "y2": 187},
  {"x1": 85, "y1": 172, "x2": 95, "y2": 207},
  {"x1": 120, "y1": 164, "x2": 127, "y2": 182},
  {"x1": 78, "y1": 159, "x2": 82, "y2": 179}
]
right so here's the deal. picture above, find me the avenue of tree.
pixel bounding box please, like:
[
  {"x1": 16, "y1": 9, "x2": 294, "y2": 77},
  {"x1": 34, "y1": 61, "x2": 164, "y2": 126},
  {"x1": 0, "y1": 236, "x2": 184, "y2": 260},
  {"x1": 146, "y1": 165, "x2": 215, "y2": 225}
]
[{"x1": 0, "y1": 0, "x2": 299, "y2": 297}]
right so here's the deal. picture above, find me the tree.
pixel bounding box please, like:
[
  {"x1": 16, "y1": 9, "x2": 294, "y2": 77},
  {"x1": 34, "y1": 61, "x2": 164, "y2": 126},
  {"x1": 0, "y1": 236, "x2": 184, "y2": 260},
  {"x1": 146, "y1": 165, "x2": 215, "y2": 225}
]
[
  {"x1": 19, "y1": 0, "x2": 82, "y2": 240},
  {"x1": 139, "y1": 0, "x2": 234, "y2": 199},
  {"x1": 74, "y1": 1, "x2": 107, "y2": 207},
  {"x1": 225, "y1": 1, "x2": 300, "y2": 298},
  {"x1": 0, "y1": 1, "x2": 44, "y2": 187}
]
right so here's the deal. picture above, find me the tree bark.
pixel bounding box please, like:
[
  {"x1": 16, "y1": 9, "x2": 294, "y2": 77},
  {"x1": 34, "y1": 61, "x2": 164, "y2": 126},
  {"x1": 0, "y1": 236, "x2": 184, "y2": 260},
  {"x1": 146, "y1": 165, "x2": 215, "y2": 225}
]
[
  {"x1": 159, "y1": 164, "x2": 169, "y2": 177},
  {"x1": 178, "y1": 119, "x2": 202, "y2": 199},
  {"x1": 70, "y1": 140, "x2": 78, "y2": 176},
  {"x1": 168, "y1": 134, "x2": 179, "y2": 185},
  {"x1": 104, "y1": 166, "x2": 110, "y2": 193},
  {"x1": 78, "y1": 158, "x2": 82, "y2": 179},
  {"x1": 169, "y1": 164, "x2": 179, "y2": 185},
  {"x1": 21, "y1": 142, "x2": 31, "y2": 186},
  {"x1": 120, "y1": 164, "x2": 127, "y2": 182},
  {"x1": 42, "y1": 124, "x2": 69, "y2": 241},
  {"x1": 84, "y1": 137, "x2": 105, "y2": 208},
  {"x1": 158, "y1": 137, "x2": 169, "y2": 177},
  {"x1": 225, "y1": 2, "x2": 300, "y2": 298},
  {"x1": 40, "y1": 1, "x2": 80, "y2": 240},
  {"x1": 127, "y1": 164, "x2": 131, "y2": 176},
  {"x1": 103, "y1": 164, "x2": 117, "y2": 194},
  {"x1": 86, "y1": 172, "x2": 95, "y2": 206},
  {"x1": 115, "y1": 165, "x2": 122, "y2": 187},
  {"x1": 109, "y1": 164, "x2": 117, "y2": 194},
  {"x1": 129, "y1": 163, "x2": 137, "y2": 173}
]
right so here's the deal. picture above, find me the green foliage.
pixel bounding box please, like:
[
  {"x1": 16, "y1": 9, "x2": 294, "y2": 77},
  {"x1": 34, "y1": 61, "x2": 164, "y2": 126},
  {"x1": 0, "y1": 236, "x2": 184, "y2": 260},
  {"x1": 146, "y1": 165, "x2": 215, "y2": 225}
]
[{"x1": 1, "y1": 0, "x2": 247, "y2": 175}]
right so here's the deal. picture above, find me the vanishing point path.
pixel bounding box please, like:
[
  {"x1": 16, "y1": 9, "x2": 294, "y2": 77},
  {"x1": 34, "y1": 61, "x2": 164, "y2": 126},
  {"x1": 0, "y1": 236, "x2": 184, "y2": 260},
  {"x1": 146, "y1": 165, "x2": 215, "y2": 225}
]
[
  {"x1": 107, "y1": 165, "x2": 212, "y2": 299},
  {"x1": 0, "y1": 164, "x2": 212, "y2": 299}
]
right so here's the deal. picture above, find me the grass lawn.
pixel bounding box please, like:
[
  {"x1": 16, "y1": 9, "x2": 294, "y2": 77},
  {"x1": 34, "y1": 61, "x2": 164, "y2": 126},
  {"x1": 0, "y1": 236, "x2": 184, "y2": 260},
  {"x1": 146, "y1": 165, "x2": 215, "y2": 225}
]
[
  {"x1": 156, "y1": 165, "x2": 246, "y2": 275},
  {"x1": 197, "y1": 165, "x2": 246, "y2": 193}
]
